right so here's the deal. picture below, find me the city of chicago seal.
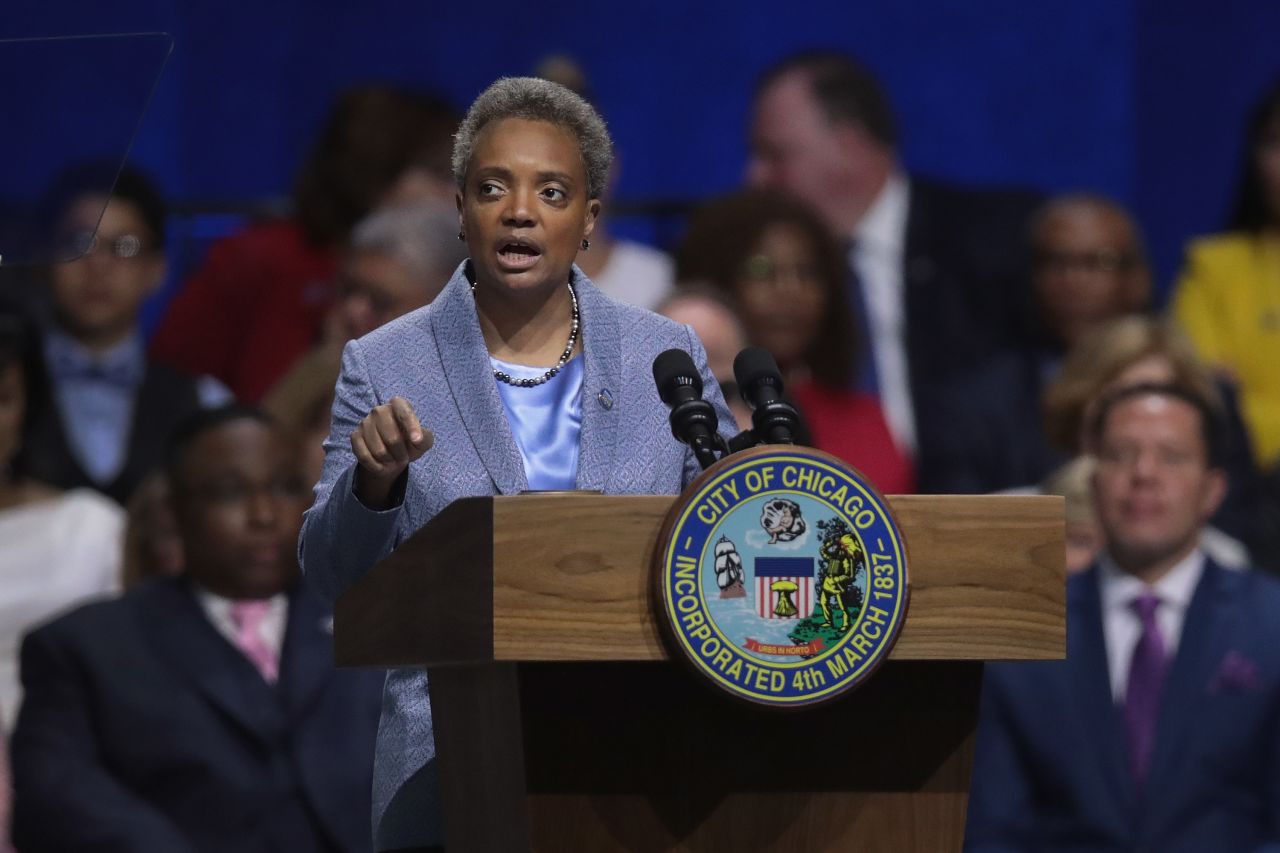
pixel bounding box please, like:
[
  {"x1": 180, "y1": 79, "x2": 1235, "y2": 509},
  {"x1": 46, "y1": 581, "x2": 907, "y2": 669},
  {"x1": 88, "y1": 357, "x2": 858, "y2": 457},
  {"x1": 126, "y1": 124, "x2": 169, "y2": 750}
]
[{"x1": 655, "y1": 446, "x2": 909, "y2": 707}]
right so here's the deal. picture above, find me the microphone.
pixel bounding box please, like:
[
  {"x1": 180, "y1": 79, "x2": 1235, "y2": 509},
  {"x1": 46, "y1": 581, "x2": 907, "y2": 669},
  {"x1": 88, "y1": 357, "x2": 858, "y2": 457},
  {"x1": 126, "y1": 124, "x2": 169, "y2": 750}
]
[
  {"x1": 733, "y1": 347, "x2": 801, "y2": 445},
  {"x1": 652, "y1": 348, "x2": 724, "y2": 470}
]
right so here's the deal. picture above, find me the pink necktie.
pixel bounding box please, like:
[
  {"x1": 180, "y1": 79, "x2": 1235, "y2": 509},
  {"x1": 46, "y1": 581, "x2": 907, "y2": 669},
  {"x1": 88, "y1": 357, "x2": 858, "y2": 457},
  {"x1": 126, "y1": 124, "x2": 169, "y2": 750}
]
[{"x1": 229, "y1": 600, "x2": 279, "y2": 683}]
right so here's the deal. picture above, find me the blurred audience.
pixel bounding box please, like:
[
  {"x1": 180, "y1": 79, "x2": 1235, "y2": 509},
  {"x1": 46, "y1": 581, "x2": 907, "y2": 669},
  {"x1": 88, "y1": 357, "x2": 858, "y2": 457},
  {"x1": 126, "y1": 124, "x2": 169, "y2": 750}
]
[
  {"x1": 1041, "y1": 456, "x2": 1104, "y2": 576},
  {"x1": 656, "y1": 285, "x2": 754, "y2": 432},
  {"x1": 0, "y1": 737, "x2": 9, "y2": 853},
  {"x1": 24, "y1": 164, "x2": 228, "y2": 505},
  {"x1": 676, "y1": 189, "x2": 913, "y2": 493},
  {"x1": 1046, "y1": 316, "x2": 1259, "y2": 560},
  {"x1": 968, "y1": 383, "x2": 1280, "y2": 853},
  {"x1": 335, "y1": 200, "x2": 466, "y2": 342},
  {"x1": 263, "y1": 199, "x2": 466, "y2": 490},
  {"x1": 1171, "y1": 75, "x2": 1280, "y2": 470},
  {"x1": 122, "y1": 470, "x2": 184, "y2": 588},
  {"x1": 536, "y1": 54, "x2": 676, "y2": 309},
  {"x1": 264, "y1": 359, "x2": 336, "y2": 495},
  {"x1": 918, "y1": 193, "x2": 1151, "y2": 494},
  {"x1": 150, "y1": 86, "x2": 459, "y2": 402},
  {"x1": 11, "y1": 46, "x2": 1280, "y2": 853},
  {"x1": 1031, "y1": 194, "x2": 1152, "y2": 352},
  {"x1": 747, "y1": 50, "x2": 1041, "y2": 461},
  {"x1": 0, "y1": 304, "x2": 122, "y2": 731},
  {"x1": 11, "y1": 405, "x2": 383, "y2": 852}
]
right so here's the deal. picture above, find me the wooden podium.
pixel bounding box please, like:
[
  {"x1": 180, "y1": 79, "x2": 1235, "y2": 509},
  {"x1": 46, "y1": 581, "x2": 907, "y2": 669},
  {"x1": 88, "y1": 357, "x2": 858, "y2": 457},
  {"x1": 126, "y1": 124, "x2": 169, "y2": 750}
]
[{"x1": 335, "y1": 492, "x2": 1065, "y2": 852}]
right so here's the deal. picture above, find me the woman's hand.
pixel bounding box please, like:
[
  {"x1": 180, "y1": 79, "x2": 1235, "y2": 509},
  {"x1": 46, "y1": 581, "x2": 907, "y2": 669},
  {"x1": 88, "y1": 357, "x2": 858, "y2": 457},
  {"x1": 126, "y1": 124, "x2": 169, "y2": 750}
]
[{"x1": 352, "y1": 396, "x2": 434, "y2": 509}]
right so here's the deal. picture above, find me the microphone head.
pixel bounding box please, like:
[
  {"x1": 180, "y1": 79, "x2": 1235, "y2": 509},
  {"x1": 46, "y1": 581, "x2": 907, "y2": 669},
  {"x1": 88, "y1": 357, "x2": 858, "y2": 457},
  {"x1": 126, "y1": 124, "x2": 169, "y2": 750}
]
[
  {"x1": 733, "y1": 346, "x2": 785, "y2": 398},
  {"x1": 653, "y1": 348, "x2": 703, "y2": 405}
]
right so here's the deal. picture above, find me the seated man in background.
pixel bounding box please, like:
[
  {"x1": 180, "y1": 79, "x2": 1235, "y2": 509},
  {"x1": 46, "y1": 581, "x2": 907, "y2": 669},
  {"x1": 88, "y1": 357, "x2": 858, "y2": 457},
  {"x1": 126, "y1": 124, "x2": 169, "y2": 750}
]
[
  {"x1": 747, "y1": 50, "x2": 1041, "y2": 465},
  {"x1": 328, "y1": 199, "x2": 468, "y2": 344},
  {"x1": 25, "y1": 164, "x2": 229, "y2": 505},
  {"x1": 262, "y1": 198, "x2": 466, "y2": 491},
  {"x1": 966, "y1": 384, "x2": 1280, "y2": 853},
  {"x1": 917, "y1": 193, "x2": 1151, "y2": 495},
  {"x1": 11, "y1": 405, "x2": 383, "y2": 853}
]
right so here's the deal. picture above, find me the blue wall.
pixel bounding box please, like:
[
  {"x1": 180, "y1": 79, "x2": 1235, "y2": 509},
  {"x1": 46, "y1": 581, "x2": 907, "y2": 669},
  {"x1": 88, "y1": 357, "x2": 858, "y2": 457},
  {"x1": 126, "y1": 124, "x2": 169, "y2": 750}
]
[{"x1": 4, "y1": 0, "x2": 1278, "y2": 299}]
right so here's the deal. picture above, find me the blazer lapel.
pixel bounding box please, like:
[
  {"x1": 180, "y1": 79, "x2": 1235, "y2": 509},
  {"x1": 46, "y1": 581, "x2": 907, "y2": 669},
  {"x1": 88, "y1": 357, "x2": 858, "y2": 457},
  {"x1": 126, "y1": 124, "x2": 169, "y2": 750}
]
[
  {"x1": 1070, "y1": 569, "x2": 1134, "y2": 811},
  {"x1": 277, "y1": 584, "x2": 334, "y2": 723},
  {"x1": 574, "y1": 271, "x2": 620, "y2": 492},
  {"x1": 1143, "y1": 560, "x2": 1234, "y2": 808},
  {"x1": 429, "y1": 265, "x2": 527, "y2": 495},
  {"x1": 139, "y1": 579, "x2": 281, "y2": 746}
]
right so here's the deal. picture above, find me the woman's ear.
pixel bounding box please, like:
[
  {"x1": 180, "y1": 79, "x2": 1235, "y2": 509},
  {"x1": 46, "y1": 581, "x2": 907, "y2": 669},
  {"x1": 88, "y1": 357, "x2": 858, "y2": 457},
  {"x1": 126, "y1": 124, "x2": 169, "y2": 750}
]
[{"x1": 583, "y1": 199, "x2": 602, "y2": 239}]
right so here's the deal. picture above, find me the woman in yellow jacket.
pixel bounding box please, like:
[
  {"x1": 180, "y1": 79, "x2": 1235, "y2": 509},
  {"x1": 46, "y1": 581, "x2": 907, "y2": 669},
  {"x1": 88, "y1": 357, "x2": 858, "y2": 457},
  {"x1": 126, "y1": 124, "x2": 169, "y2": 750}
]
[{"x1": 1173, "y1": 77, "x2": 1280, "y2": 468}]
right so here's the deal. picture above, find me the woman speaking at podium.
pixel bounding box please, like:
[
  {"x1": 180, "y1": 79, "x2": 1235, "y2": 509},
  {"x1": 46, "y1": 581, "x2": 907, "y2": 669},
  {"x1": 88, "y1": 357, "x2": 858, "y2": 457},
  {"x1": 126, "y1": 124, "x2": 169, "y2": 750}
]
[{"x1": 299, "y1": 77, "x2": 732, "y2": 850}]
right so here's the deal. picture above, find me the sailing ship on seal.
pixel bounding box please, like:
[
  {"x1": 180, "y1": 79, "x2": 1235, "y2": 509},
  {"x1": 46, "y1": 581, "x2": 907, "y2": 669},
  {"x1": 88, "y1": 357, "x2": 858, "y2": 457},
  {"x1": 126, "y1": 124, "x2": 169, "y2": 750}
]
[{"x1": 714, "y1": 536, "x2": 746, "y2": 598}]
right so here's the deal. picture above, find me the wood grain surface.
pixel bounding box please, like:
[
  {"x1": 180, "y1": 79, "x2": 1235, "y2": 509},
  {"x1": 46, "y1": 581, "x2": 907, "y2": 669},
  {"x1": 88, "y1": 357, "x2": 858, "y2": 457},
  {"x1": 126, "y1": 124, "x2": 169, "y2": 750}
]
[{"x1": 337, "y1": 492, "x2": 1064, "y2": 667}]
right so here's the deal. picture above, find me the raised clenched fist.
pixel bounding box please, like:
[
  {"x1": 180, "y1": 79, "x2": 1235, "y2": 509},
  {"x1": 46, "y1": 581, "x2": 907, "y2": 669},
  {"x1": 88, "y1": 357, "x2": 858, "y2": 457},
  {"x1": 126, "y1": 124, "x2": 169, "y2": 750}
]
[{"x1": 351, "y1": 396, "x2": 433, "y2": 508}]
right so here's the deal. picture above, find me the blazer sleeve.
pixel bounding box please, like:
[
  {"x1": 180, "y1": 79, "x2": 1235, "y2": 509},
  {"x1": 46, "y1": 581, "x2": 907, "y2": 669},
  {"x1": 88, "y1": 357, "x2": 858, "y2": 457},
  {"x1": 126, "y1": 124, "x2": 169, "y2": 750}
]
[
  {"x1": 964, "y1": 667, "x2": 1035, "y2": 853},
  {"x1": 298, "y1": 338, "x2": 405, "y2": 605},
  {"x1": 10, "y1": 627, "x2": 200, "y2": 853}
]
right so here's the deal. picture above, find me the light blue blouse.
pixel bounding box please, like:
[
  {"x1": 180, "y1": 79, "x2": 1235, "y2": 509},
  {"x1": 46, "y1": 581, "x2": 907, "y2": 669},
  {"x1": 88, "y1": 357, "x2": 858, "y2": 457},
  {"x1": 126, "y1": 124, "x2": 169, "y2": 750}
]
[{"x1": 490, "y1": 354, "x2": 583, "y2": 491}]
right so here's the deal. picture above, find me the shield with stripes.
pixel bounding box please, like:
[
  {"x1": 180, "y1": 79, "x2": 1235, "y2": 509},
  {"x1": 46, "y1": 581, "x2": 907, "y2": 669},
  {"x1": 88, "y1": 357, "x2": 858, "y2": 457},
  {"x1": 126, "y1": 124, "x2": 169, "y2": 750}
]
[{"x1": 754, "y1": 556, "x2": 815, "y2": 620}]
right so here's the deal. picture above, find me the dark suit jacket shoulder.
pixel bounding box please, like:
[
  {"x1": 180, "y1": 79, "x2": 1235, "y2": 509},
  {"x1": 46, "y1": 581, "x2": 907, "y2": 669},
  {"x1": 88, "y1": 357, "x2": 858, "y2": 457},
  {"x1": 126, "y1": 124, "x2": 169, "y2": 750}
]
[
  {"x1": 11, "y1": 577, "x2": 383, "y2": 853},
  {"x1": 24, "y1": 359, "x2": 204, "y2": 504},
  {"x1": 904, "y1": 177, "x2": 1043, "y2": 383},
  {"x1": 915, "y1": 348, "x2": 1063, "y2": 494},
  {"x1": 968, "y1": 561, "x2": 1280, "y2": 853}
]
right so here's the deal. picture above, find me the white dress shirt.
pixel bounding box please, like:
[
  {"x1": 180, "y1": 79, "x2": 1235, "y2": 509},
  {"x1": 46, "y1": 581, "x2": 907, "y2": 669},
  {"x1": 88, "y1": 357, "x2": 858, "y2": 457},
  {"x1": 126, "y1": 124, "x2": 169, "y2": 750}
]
[
  {"x1": 1098, "y1": 549, "x2": 1205, "y2": 703},
  {"x1": 45, "y1": 328, "x2": 233, "y2": 485},
  {"x1": 194, "y1": 588, "x2": 289, "y2": 663},
  {"x1": 852, "y1": 170, "x2": 914, "y2": 454}
]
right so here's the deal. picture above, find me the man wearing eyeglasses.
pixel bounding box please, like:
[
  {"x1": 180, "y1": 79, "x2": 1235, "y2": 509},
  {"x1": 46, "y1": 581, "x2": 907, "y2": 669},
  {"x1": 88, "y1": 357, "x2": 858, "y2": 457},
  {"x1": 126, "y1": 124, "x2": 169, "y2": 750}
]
[
  {"x1": 915, "y1": 194, "x2": 1152, "y2": 494},
  {"x1": 24, "y1": 165, "x2": 231, "y2": 505}
]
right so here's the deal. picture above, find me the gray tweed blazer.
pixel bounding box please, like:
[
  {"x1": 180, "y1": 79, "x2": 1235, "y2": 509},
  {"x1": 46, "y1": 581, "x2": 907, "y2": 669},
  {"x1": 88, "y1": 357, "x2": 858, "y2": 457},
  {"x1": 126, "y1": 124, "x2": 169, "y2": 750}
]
[{"x1": 299, "y1": 262, "x2": 731, "y2": 849}]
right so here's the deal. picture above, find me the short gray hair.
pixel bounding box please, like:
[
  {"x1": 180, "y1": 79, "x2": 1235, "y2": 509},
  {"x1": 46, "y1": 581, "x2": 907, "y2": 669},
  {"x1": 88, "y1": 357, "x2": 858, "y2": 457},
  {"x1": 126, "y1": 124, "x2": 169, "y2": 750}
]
[
  {"x1": 452, "y1": 76, "x2": 613, "y2": 199},
  {"x1": 349, "y1": 200, "x2": 467, "y2": 283}
]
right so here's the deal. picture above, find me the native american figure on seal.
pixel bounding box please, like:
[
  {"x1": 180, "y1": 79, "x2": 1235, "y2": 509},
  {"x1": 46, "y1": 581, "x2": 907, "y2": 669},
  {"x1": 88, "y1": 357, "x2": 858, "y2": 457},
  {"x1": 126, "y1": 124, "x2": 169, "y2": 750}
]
[
  {"x1": 760, "y1": 498, "x2": 805, "y2": 544},
  {"x1": 817, "y1": 519, "x2": 864, "y2": 633}
]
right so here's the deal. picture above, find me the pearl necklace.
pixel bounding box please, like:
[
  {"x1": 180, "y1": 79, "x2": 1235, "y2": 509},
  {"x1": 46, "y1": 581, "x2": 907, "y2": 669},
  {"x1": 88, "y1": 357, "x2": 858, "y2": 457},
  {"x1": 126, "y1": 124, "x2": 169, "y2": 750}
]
[{"x1": 478, "y1": 280, "x2": 580, "y2": 388}]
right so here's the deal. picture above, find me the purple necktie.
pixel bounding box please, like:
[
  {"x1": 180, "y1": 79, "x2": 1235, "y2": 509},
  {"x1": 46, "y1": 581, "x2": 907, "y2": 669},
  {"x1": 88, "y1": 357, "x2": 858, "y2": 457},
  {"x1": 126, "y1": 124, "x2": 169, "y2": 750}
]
[{"x1": 1123, "y1": 592, "x2": 1167, "y2": 785}]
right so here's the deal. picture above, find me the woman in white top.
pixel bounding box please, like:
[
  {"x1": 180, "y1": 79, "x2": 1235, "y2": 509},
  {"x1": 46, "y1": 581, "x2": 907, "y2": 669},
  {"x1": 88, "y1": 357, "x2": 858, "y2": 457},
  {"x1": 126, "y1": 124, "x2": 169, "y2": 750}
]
[{"x1": 0, "y1": 306, "x2": 122, "y2": 731}]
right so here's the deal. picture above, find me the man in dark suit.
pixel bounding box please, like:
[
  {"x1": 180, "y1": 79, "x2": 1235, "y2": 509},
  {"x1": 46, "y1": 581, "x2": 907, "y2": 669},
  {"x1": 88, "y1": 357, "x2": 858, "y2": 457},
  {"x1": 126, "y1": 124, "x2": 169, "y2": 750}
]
[
  {"x1": 966, "y1": 383, "x2": 1280, "y2": 853},
  {"x1": 916, "y1": 193, "x2": 1152, "y2": 495},
  {"x1": 10, "y1": 405, "x2": 383, "y2": 852},
  {"x1": 747, "y1": 51, "x2": 1041, "y2": 471}
]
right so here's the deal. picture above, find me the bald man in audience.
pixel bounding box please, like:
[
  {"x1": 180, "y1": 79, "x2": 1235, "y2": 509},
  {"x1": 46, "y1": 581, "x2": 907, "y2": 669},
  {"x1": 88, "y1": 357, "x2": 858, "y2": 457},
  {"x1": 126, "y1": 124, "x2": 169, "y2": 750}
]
[
  {"x1": 657, "y1": 286, "x2": 754, "y2": 432},
  {"x1": 11, "y1": 406, "x2": 383, "y2": 852},
  {"x1": 917, "y1": 194, "x2": 1152, "y2": 494}
]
